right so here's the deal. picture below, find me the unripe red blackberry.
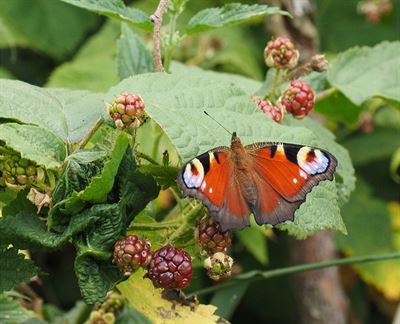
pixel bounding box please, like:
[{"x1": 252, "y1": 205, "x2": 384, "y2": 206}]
[
  {"x1": 264, "y1": 36, "x2": 299, "y2": 69},
  {"x1": 252, "y1": 96, "x2": 285, "y2": 124},
  {"x1": 108, "y1": 92, "x2": 145, "y2": 129},
  {"x1": 147, "y1": 245, "x2": 192, "y2": 290},
  {"x1": 203, "y1": 252, "x2": 234, "y2": 282},
  {"x1": 278, "y1": 80, "x2": 314, "y2": 119},
  {"x1": 113, "y1": 235, "x2": 152, "y2": 274},
  {"x1": 195, "y1": 216, "x2": 232, "y2": 256}
]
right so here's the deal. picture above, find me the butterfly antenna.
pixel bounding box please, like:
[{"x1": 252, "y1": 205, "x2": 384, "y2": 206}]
[{"x1": 203, "y1": 111, "x2": 232, "y2": 135}]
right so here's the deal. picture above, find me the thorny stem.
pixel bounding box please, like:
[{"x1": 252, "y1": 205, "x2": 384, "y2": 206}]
[
  {"x1": 188, "y1": 252, "x2": 400, "y2": 297},
  {"x1": 269, "y1": 68, "x2": 283, "y2": 100},
  {"x1": 151, "y1": 0, "x2": 169, "y2": 72},
  {"x1": 130, "y1": 220, "x2": 181, "y2": 230},
  {"x1": 77, "y1": 117, "x2": 104, "y2": 151}
]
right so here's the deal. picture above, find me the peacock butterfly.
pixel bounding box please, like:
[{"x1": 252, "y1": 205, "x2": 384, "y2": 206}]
[{"x1": 177, "y1": 132, "x2": 337, "y2": 232}]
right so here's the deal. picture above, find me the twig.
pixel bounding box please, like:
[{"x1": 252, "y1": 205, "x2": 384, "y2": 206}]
[
  {"x1": 188, "y1": 251, "x2": 400, "y2": 297},
  {"x1": 151, "y1": 0, "x2": 169, "y2": 72},
  {"x1": 77, "y1": 117, "x2": 104, "y2": 150}
]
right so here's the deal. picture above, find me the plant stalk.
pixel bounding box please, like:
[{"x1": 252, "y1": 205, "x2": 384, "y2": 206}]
[{"x1": 188, "y1": 252, "x2": 400, "y2": 297}]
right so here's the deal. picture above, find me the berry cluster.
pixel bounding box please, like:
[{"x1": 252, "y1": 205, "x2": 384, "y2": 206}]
[
  {"x1": 108, "y1": 92, "x2": 145, "y2": 129},
  {"x1": 0, "y1": 145, "x2": 38, "y2": 188},
  {"x1": 358, "y1": 0, "x2": 393, "y2": 23},
  {"x1": 264, "y1": 36, "x2": 299, "y2": 69},
  {"x1": 252, "y1": 97, "x2": 284, "y2": 124},
  {"x1": 113, "y1": 235, "x2": 193, "y2": 290},
  {"x1": 87, "y1": 291, "x2": 125, "y2": 324},
  {"x1": 113, "y1": 235, "x2": 152, "y2": 274},
  {"x1": 195, "y1": 216, "x2": 234, "y2": 281},
  {"x1": 278, "y1": 80, "x2": 315, "y2": 119}
]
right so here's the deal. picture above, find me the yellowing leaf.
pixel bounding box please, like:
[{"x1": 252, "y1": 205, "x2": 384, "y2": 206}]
[{"x1": 117, "y1": 269, "x2": 220, "y2": 324}]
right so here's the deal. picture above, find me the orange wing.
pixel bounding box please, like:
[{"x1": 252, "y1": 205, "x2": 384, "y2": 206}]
[
  {"x1": 246, "y1": 143, "x2": 337, "y2": 225},
  {"x1": 177, "y1": 149, "x2": 251, "y2": 231}
]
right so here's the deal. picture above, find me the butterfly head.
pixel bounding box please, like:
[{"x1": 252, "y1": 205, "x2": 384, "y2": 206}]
[{"x1": 230, "y1": 132, "x2": 242, "y2": 149}]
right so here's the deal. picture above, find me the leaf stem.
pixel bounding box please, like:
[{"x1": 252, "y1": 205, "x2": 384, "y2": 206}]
[
  {"x1": 188, "y1": 252, "x2": 400, "y2": 297},
  {"x1": 151, "y1": 0, "x2": 169, "y2": 72},
  {"x1": 136, "y1": 151, "x2": 160, "y2": 165},
  {"x1": 315, "y1": 87, "x2": 337, "y2": 101},
  {"x1": 163, "y1": 13, "x2": 177, "y2": 72},
  {"x1": 77, "y1": 117, "x2": 104, "y2": 151}
]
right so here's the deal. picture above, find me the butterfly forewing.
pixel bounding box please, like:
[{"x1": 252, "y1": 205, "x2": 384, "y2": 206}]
[{"x1": 178, "y1": 148, "x2": 251, "y2": 231}]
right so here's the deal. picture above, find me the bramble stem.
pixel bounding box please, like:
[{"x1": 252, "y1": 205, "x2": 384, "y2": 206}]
[
  {"x1": 189, "y1": 252, "x2": 400, "y2": 297},
  {"x1": 77, "y1": 117, "x2": 104, "y2": 150},
  {"x1": 136, "y1": 151, "x2": 160, "y2": 165},
  {"x1": 151, "y1": 0, "x2": 169, "y2": 72}
]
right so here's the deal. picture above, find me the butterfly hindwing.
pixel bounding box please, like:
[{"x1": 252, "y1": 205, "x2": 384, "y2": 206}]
[{"x1": 178, "y1": 148, "x2": 251, "y2": 231}]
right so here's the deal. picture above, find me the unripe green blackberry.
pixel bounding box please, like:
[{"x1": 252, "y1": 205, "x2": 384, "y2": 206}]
[
  {"x1": 195, "y1": 216, "x2": 232, "y2": 256},
  {"x1": 108, "y1": 92, "x2": 145, "y2": 129},
  {"x1": 203, "y1": 252, "x2": 234, "y2": 281},
  {"x1": 113, "y1": 235, "x2": 152, "y2": 274}
]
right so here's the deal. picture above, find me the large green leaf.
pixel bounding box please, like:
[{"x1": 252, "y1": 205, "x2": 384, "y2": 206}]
[
  {"x1": 0, "y1": 294, "x2": 36, "y2": 324},
  {"x1": 0, "y1": 80, "x2": 107, "y2": 144},
  {"x1": 0, "y1": 0, "x2": 98, "y2": 59},
  {"x1": 342, "y1": 127, "x2": 400, "y2": 166},
  {"x1": 0, "y1": 80, "x2": 68, "y2": 140},
  {"x1": 327, "y1": 41, "x2": 400, "y2": 105},
  {"x1": 59, "y1": 0, "x2": 152, "y2": 31},
  {"x1": 117, "y1": 23, "x2": 154, "y2": 80},
  {"x1": 0, "y1": 123, "x2": 66, "y2": 169},
  {"x1": 47, "y1": 89, "x2": 106, "y2": 144},
  {"x1": 186, "y1": 3, "x2": 289, "y2": 34},
  {"x1": 337, "y1": 181, "x2": 400, "y2": 299},
  {"x1": 106, "y1": 71, "x2": 352, "y2": 238},
  {"x1": 47, "y1": 21, "x2": 120, "y2": 92},
  {"x1": 0, "y1": 247, "x2": 39, "y2": 293}
]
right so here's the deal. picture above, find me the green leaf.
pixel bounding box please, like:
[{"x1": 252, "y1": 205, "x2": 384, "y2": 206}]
[
  {"x1": 186, "y1": 3, "x2": 289, "y2": 34},
  {"x1": 0, "y1": 80, "x2": 68, "y2": 140},
  {"x1": 327, "y1": 41, "x2": 400, "y2": 105},
  {"x1": 74, "y1": 254, "x2": 122, "y2": 305},
  {"x1": 117, "y1": 23, "x2": 154, "y2": 80},
  {"x1": 210, "y1": 282, "x2": 249, "y2": 320},
  {"x1": 0, "y1": 0, "x2": 98, "y2": 59},
  {"x1": 116, "y1": 305, "x2": 152, "y2": 324},
  {"x1": 117, "y1": 268, "x2": 220, "y2": 323},
  {"x1": 0, "y1": 247, "x2": 39, "y2": 293},
  {"x1": 314, "y1": 91, "x2": 363, "y2": 126},
  {"x1": 138, "y1": 165, "x2": 179, "y2": 189},
  {"x1": 47, "y1": 21, "x2": 120, "y2": 92},
  {"x1": 0, "y1": 123, "x2": 66, "y2": 169},
  {"x1": 107, "y1": 71, "x2": 353, "y2": 238},
  {"x1": 60, "y1": 0, "x2": 152, "y2": 31},
  {"x1": 52, "y1": 130, "x2": 129, "y2": 216},
  {"x1": 47, "y1": 88, "x2": 106, "y2": 144},
  {"x1": 342, "y1": 127, "x2": 400, "y2": 166},
  {"x1": 337, "y1": 181, "x2": 400, "y2": 299},
  {"x1": 0, "y1": 293, "x2": 36, "y2": 324},
  {"x1": 235, "y1": 226, "x2": 268, "y2": 265}
]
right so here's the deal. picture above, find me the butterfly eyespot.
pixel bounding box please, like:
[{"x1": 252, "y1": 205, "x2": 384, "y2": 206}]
[
  {"x1": 297, "y1": 147, "x2": 329, "y2": 175},
  {"x1": 182, "y1": 158, "x2": 204, "y2": 189}
]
